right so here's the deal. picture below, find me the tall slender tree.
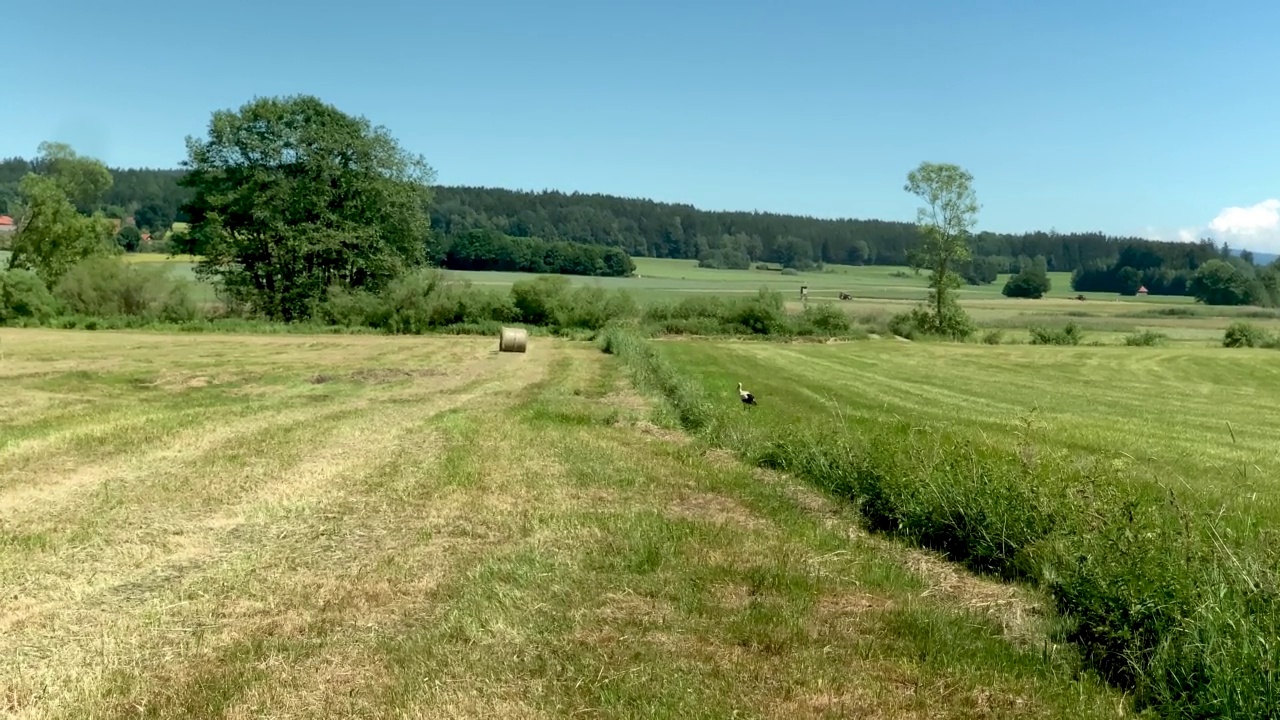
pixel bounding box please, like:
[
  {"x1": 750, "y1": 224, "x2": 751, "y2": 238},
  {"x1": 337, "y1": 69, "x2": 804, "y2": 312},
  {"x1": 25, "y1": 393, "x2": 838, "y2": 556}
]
[{"x1": 904, "y1": 161, "x2": 980, "y2": 336}]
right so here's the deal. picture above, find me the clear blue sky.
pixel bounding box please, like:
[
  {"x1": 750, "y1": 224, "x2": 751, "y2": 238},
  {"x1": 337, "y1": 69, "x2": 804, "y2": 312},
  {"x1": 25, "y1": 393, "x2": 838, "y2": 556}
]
[{"x1": 5, "y1": 0, "x2": 1280, "y2": 250}]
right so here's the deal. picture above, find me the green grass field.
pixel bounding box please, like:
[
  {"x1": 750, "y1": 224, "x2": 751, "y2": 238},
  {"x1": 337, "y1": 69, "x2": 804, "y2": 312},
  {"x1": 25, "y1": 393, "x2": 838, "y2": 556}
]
[
  {"x1": 653, "y1": 339, "x2": 1280, "y2": 515},
  {"x1": 615, "y1": 333, "x2": 1280, "y2": 717},
  {"x1": 6, "y1": 252, "x2": 1278, "y2": 715},
  {"x1": 0, "y1": 329, "x2": 1141, "y2": 718}
]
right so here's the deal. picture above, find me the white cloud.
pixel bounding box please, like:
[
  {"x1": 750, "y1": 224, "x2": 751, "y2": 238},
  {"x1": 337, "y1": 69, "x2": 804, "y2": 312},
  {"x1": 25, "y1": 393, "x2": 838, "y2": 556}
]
[
  {"x1": 1151, "y1": 199, "x2": 1280, "y2": 255},
  {"x1": 1204, "y1": 199, "x2": 1280, "y2": 254}
]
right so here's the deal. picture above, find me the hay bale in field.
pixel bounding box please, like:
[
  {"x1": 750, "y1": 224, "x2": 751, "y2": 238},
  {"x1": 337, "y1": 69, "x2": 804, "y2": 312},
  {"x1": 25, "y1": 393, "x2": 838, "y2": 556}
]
[{"x1": 499, "y1": 327, "x2": 528, "y2": 353}]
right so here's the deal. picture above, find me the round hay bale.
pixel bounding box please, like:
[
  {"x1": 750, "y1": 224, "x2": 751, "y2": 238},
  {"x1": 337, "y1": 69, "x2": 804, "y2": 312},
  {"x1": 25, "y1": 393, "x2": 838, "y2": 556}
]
[{"x1": 499, "y1": 327, "x2": 528, "y2": 353}]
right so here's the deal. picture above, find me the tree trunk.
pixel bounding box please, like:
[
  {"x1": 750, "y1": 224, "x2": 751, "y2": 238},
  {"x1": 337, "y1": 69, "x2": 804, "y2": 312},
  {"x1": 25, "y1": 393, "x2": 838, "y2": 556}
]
[{"x1": 936, "y1": 256, "x2": 948, "y2": 319}]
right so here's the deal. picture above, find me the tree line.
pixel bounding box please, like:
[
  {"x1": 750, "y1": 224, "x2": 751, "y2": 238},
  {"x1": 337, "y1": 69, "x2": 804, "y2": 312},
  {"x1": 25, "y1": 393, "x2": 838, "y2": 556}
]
[
  {"x1": 1, "y1": 153, "x2": 1253, "y2": 283},
  {"x1": 436, "y1": 228, "x2": 634, "y2": 277}
]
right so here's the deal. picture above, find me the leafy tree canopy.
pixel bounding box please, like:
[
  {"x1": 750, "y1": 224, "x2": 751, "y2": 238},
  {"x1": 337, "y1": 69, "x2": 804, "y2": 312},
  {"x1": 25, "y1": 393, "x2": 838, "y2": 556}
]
[
  {"x1": 904, "y1": 161, "x2": 980, "y2": 337},
  {"x1": 179, "y1": 95, "x2": 436, "y2": 321},
  {"x1": 31, "y1": 142, "x2": 114, "y2": 213},
  {"x1": 1002, "y1": 266, "x2": 1051, "y2": 298},
  {"x1": 115, "y1": 224, "x2": 143, "y2": 252},
  {"x1": 1190, "y1": 259, "x2": 1257, "y2": 306},
  {"x1": 6, "y1": 172, "x2": 116, "y2": 284}
]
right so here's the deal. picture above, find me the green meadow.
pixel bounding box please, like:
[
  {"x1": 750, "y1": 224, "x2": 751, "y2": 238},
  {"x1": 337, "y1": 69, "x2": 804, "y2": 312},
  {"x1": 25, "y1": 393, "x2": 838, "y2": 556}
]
[{"x1": 5, "y1": 249, "x2": 1280, "y2": 718}]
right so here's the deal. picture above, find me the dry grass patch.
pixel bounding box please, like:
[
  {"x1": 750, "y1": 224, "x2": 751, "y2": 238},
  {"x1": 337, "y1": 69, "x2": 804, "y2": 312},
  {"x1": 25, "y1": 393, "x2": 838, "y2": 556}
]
[{"x1": 664, "y1": 490, "x2": 769, "y2": 530}]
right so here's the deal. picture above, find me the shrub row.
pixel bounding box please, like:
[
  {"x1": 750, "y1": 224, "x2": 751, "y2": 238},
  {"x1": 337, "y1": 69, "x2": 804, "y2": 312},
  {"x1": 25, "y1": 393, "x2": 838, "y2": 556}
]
[
  {"x1": 0, "y1": 257, "x2": 197, "y2": 326},
  {"x1": 602, "y1": 328, "x2": 1280, "y2": 719},
  {"x1": 640, "y1": 290, "x2": 859, "y2": 338},
  {"x1": 1, "y1": 260, "x2": 867, "y2": 341}
]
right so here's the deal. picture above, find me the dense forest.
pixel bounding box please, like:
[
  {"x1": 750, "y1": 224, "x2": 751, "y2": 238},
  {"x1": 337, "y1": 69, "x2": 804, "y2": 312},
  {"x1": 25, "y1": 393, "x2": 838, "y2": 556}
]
[{"x1": 1, "y1": 158, "x2": 1265, "y2": 297}]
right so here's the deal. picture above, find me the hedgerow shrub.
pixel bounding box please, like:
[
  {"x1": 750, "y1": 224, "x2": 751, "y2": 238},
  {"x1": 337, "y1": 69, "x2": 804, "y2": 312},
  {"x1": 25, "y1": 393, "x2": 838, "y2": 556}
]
[
  {"x1": 511, "y1": 275, "x2": 571, "y2": 326},
  {"x1": 790, "y1": 302, "x2": 852, "y2": 336},
  {"x1": 0, "y1": 269, "x2": 59, "y2": 324},
  {"x1": 642, "y1": 289, "x2": 793, "y2": 336},
  {"x1": 1223, "y1": 321, "x2": 1268, "y2": 348},
  {"x1": 1029, "y1": 321, "x2": 1084, "y2": 345},
  {"x1": 53, "y1": 256, "x2": 198, "y2": 322},
  {"x1": 1123, "y1": 330, "x2": 1166, "y2": 346},
  {"x1": 334, "y1": 268, "x2": 520, "y2": 334},
  {"x1": 554, "y1": 285, "x2": 637, "y2": 330}
]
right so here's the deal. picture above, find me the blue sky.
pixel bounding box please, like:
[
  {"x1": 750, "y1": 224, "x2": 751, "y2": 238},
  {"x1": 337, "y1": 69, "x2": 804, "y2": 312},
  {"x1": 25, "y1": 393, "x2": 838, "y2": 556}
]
[{"x1": 5, "y1": 0, "x2": 1280, "y2": 250}]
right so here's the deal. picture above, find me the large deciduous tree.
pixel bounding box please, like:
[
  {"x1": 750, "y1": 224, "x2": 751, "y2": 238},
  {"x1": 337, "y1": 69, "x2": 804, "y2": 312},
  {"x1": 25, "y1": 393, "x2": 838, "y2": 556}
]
[
  {"x1": 1189, "y1": 259, "x2": 1260, "y2": 306},
  {"x1": 179, "y1": 95, "x2": 436, "y2": 321},
  {"x1": 6, "y1": 143, "x2": 117, "y2": 284},
  {"x1": 904, "y1": 161, "x2": 980, "y2": 337}
]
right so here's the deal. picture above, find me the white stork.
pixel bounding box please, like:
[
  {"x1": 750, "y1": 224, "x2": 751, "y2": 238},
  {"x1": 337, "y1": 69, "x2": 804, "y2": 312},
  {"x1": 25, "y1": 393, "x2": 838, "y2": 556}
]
[{"x1": 737, "y1": 382, "x2": 757, "y2": 408}]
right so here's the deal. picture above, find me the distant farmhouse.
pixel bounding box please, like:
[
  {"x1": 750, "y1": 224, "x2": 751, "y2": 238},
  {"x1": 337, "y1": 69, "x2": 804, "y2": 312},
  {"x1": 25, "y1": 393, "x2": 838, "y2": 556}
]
[{"x1": 0, "y1": 215, "x2": 15, "y2": 234}]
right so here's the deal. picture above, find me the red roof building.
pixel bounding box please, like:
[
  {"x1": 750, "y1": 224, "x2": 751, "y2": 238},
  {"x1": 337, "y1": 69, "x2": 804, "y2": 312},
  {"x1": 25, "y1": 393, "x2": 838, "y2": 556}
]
[{"x1": 0, "y1": 215, "x2": 14, "y2": 226}]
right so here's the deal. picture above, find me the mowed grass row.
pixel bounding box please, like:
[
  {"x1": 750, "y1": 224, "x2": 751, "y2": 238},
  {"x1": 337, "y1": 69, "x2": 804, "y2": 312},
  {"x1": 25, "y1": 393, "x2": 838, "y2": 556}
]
[
  {"x1": 0, "y1": 330, "x2": 1132, "y2": 718},
  {"x1": 618, "y1": 335, "x2": 1280, "y2": 717}
]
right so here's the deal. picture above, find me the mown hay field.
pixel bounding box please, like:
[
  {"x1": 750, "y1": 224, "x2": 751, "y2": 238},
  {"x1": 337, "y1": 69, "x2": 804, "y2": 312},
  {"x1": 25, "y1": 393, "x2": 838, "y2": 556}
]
[
  {"x1": 638, "y1": 335, "x2": 1280, "y2": 717},
  {"x1": 656, "y1": 339, "x2": 1280, "y2": 495},
  {"x1": 0, "y1": 329, "x2": 1134, "y2": 719}
]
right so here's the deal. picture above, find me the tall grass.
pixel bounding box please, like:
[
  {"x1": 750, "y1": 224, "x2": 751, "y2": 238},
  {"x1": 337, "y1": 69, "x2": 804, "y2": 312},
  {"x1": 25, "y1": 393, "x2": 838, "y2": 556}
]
[{"x1": 600, "y1": 328, "x2": 1280, "y2": 719}]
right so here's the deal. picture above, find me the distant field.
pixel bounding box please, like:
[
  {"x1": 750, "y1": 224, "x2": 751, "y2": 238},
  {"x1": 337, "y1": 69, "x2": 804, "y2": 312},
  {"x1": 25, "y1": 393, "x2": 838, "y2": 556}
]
[{"x1": 0, "y1": 330, "x2": 1129, "y2": 718}]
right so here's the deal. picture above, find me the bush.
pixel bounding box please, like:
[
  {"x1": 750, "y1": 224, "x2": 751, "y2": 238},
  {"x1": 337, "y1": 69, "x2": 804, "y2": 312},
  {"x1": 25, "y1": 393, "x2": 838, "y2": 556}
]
[
  {"x1": 981, "y1": 329, "x2": 1004, "y2": 345},
  {"x1": 1223, "y1": 321, "x2": 1268, "y2": 348},
  {"x1": 780, "y1": 268, "x2": 800, "y2": 276},
  {"x1": 887, "y1": 301, "x2": 974, "y2": 341},
  {"x1": 1029, "y1": 321, "x2": 1083, "y2": 345},
  {"x1": 554, "y1": 285, "x2": 636, "y2": 330},
  {"x1": 642, "y1": 288, "x2": 788, "y2": 336},
  {"x1": 888, "y1": 308, "x2": 927, "y2": 340},
  {"x1": 347, "y1": 269, "x2": 519, "y2": 334},
  {"x1": 723, "y1": 288, "x2": 787, "y2": 335},
  {"x1": 1123, "y1": 330, "x2": 1166, "y2": 347},
  {"x1": 0, "y1": 269, "x2": 59, "y2": 323},
  {"x1": 1002, "y1": 268, "x2": 1051, "y2": 299},
  {"x1": 511, "y1": 275, "x2": 572, "y2": 326},
  {"x1": 53, "y1": 256, "x2": 198, "y2": 322},
  {"x1": 320, "y1": 286, "x2": 386, "y2": 328},
  {"x1": 791, "y1": 303, "x2": 852, "y2": 336},
  {"x1": 320, "y1": 270, "x2": 632, "y2": 336}
]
